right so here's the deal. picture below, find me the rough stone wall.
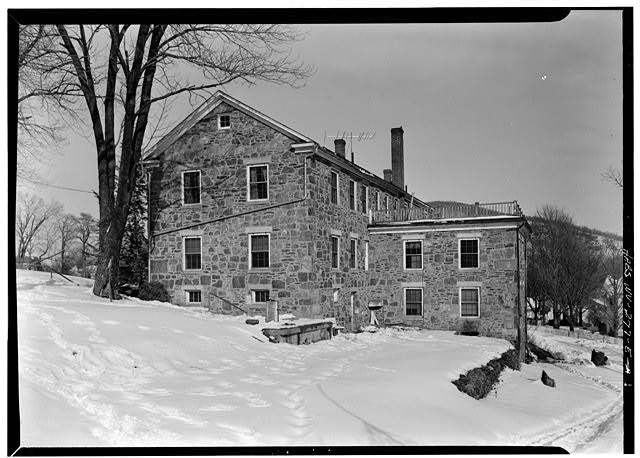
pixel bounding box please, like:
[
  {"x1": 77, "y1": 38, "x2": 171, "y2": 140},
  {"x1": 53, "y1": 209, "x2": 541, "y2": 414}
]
[
  {"x1": 149, "y1": 102, "x2": 319, "y2": 316},
  {"x1": 368, "y1": 224, "x2": 523, "y2": 338}
]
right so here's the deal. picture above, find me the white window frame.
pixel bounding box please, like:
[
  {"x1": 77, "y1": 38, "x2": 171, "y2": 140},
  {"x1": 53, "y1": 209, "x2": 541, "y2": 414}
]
[
  {"x1": 183, "y1": 236, "x2": 202, "y2": 271},
  {"x1": 360, "y1": 185, "x2": 368, "y2": 214},
  {"x1": 330, "y1": 170, "x2": 340, "y2": 205},
  {"x1": 186, "y1": 290, "x2": 202, "y2": 304},
  {"x1": 218, "y1": 114, "x2": 231, "y2": 129},
  {"x1": 458, "y1": 238, "x2": 480, "y2": 270},
  {"x1": 364, "y1": 240, "x2": 369, "y2": 271},
  {"x1": 349, "y1": 180, "x2": 356, "y2": 210},
  {"x1": 181, "y1": 170, "x2": 201, "y2": 206},
  {"x1": 459, "y1": 287, "x2": 481, "y2": 318},
  {"x1": 251, "y1": 289, "x2": 270, "y2": 304},
  {"x1": 331, "y1": 235, "x2": 340, "y2": 269},
  {"x1": 247, "y1": 164, "x2": 270, "y2": 202},
  {"x1": 403, "y1": 240, "x2": 423, "y2": 271},
  {"x1": 249, "y1": 233, "x2": 271, "y2": 269},
  {"x1": 404, "y1": 287, "x2": 423, "y2": 317},
  {"x1": 350, "y1": 238, "x2": 358, "y2": 269}
]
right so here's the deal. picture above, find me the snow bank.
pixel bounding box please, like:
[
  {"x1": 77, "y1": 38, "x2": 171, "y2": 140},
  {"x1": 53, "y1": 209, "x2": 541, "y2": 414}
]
[{"x1": 15, "y1": 270, "x2": 621, "y2": 450}]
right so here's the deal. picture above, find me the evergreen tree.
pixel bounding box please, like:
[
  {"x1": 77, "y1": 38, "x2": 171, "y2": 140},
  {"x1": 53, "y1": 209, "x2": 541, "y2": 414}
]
[{"x1": 119, "y1": 164, "x2": 148, "y2": 286}]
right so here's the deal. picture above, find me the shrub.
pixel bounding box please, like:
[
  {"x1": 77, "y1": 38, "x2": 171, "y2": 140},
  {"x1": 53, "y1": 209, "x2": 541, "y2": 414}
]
[{"x1": 138, "y1": 281, "x2": 171, "y2": 302}]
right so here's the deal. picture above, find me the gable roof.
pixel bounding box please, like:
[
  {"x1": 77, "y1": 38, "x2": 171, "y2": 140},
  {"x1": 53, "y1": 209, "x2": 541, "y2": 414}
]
[{"x1": 143, "y1": 91, "x2": 312, "y2": 160}]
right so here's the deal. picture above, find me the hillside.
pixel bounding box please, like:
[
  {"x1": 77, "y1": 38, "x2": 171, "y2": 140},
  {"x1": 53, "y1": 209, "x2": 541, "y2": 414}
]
[{"x1": 16, "y1": 269, "x2": 621, "y2": 451}]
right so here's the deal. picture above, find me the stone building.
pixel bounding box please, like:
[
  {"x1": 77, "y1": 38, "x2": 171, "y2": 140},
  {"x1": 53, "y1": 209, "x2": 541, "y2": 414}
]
[{"x1": 143, "y1": 91, "x2": 530, "y2": 338}]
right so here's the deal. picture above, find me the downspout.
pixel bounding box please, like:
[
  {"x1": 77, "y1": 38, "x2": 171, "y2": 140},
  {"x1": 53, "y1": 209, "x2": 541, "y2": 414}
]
[
  {"x1": 515, "y1": 221, "x2": 526, "y2": 364},
  {"x1": 146, "y1": 170, "x2": 152, "y2": 283}
]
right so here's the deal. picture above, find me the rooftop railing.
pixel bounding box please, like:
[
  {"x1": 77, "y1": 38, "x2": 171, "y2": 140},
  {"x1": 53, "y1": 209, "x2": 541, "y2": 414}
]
[{"x1": 370, "y1": 201, "x2": 524, "y2": 224}]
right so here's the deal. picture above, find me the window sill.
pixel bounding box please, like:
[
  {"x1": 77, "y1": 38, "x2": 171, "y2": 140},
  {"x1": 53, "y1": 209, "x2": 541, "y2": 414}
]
[
  {"x1": 460, "y1": 316, "x2": 480, "y2": 319},
  {"x1": 247, "y1": 199, "x2": 270, "y2": 204},
  {"x1": 459, "y1": 267, "x2": 481, "y2": 271},
  {"x1": 183, "y1": 269, "x2": 203, "y2": 273},
  {"x1": 182, "y1": 203, "x2": 202, "y2": 208},
  {"x1": 404, "y1": 268, "x2": 423, "y2": 271},
  {"x1": 249, "y1": 268, "x2": 271, "y2": 272}
]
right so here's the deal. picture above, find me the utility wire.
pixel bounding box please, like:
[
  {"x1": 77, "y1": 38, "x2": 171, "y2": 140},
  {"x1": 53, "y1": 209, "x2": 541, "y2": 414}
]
[{"x1": 20, "y1": 177, "x2": 96, "y2": 195}]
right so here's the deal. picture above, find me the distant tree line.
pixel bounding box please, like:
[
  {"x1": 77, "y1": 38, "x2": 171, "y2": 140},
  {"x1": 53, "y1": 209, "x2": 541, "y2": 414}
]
[
  {"x1": 15, "y1": 178, "x2": 148, "y2": 288},
  {"x1": 527, "y1": 205, "x2": 622, "y2": 337}
]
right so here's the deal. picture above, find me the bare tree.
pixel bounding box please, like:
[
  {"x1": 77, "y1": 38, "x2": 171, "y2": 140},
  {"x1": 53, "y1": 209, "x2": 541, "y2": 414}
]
[
  {"x1": 17, "y1": 25, "x2": 81, "y2": 182},
  {"x1": 601, "y1": 165, "x2": 623, "y2": 189},
  {"x1": 75, "y1": 212, "x2": 98, "y2": 277},
  {"x1": 30, "y1": 24, "x2": 312, "y2": 297},
  {"x1": 56, "y1": 213, "x2": 78, "y2": 274},
  {"x1": 588, "y1": 241, "x2": 623, "y2": 336},
  {"x1": 15, "y1": 193, "x2": 62, "y2": 261}
]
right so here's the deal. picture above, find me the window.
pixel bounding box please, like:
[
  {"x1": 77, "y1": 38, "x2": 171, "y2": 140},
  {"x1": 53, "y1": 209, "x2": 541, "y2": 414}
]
[
  {"x1": 186, "y1": 290, "x2": 202, "y2": 304},
  {"x1": 248, "y1": 165, "x2": 269, "y2": 201},
  {"x1": 184, "y1": 237, "x2": 202, "y2": 270},
  {"x1": 182, "y1": 171, "x2": 201, "y2": 205},
  {"x1": 252, "y1": 290, "x2": 270, "y2": 303},
  {"x1": 218, "y1": 114, "x2": 231, "y2": 129},
  {"x1": 330, "y1": 171, "x2": 339, "y2": 204},
  {"x1": 460, "y1": 288, "x2": 480, "y2": 317},
  {"x1": 405, "y1": 288, "x2": 423, "y2": 316},
  {"x1": 350, "y1": 238, "x2": 358, "y2": 269},
  {"x1": 331, "y1": 236, "x2": 340, "y2": 268},
  {"x1": 349, "y1": 180, "x2": 356, "y2": 210},
  {"x1": 384, "y1": 195, "x2": 389, "y2": 210},
  {"x1": 364, "y1": 240, "x2": 369, "y2": 271},
  {"x1": 360, "y1": 185, "x2": 368, "y2": 214},
  {"x1": 394, "y1": 199, "x2": 399, "y2": 210},
  {"x1": 249, "y1": 234, "x2": 270, "y2": 269},
  {"x1": 459, "y1": 239, "x2": 479, "y2": 269},
  {"x1": 374, "y1": 191, "x2": 380, "y2": 211},
  {"x1": 404, "y1": 240, "x2": 423, "y2": 270}
]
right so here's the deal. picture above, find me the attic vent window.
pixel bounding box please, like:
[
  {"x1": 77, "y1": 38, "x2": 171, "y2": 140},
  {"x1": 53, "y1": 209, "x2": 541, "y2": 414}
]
[{"x1": 218, "y1": 114, "x2": 231, "y2": 129}]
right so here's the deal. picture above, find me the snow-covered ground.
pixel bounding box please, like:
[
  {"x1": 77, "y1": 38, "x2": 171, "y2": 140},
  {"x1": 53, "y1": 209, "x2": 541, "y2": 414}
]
[{"x1": 16, "y1": 270, "x2": 622, "y2": 450}]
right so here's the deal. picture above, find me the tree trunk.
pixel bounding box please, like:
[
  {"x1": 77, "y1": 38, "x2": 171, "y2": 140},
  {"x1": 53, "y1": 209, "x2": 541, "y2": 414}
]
[
  {"x1": 552, "y1": 301, "x2": 560, "y2": 329},
  {"x1": 567, "y1": 305, "x2": 575, "y2": 332}
]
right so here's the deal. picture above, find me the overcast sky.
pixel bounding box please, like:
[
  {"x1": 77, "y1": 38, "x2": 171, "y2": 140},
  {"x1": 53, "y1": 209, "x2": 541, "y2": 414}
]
[{"x1": 21, "y1": 10, "x2": 623, "y2": 234}]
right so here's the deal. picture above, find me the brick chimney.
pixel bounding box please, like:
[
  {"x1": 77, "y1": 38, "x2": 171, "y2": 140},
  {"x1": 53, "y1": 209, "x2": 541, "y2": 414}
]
[
  {"x1": 383, "y1": 169, "x2": 393, "y2": 182},
  {"x1": 334, "y1": 139, "x2": 346, "y2": 158},
  {"x1": 391, "y1": 127, "x2": 404, "y2": 190}
]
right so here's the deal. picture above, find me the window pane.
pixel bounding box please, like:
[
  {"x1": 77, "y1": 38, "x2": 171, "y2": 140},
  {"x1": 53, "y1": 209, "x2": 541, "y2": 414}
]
[
  {"x1": 185, "y1": 238, "x2": 201, "y2": 254},
  {"x1": 252, "y1": 252, "x2": 269, "y2": 268},
  {"x1": 251, "y1": 235, "x2": 268, "y2": 251},
  {"x1": 254, "y1": 290, "x2": 269, "y2": 303},
  {"x1": 188, "y1": 291, "x2": 202, "y2": 303},
  {"x1": 184, "y1": 172, "x2": 199, "y2": 188},
  {"x1": 461, "y1": 288, "x2": 478, "y2": 302},
  {"x1": 219, "y1": 115, "x2": 230, "y2": 127},
  {"x1": 185, "y1": 253, "x2": 201, "y2": 270},
  {"x1": 331, "y1": 237, "x2": 339, "y2": 268},
  {"x1": 405, "y1": 289, "x2": 422, "y2": 316}
]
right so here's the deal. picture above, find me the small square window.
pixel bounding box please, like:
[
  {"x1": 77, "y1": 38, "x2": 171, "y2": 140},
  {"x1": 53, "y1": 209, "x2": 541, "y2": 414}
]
[
  {"x1": 460, "y1": 288, "x2": 480, "y2": 317},
  {"x1": 460, "y1": 239, "x2": 479, "y2": 269},
  {"x1": 405, "y1": 288, "x2": 423, "y2": 316},
  {"x1": 253, "y1": 290, "x2": 270, "y2": 303},
  {"x1": 218, "y1": 114, "x2": 231, "y2": 129},
  {"x1": 187, "y1": 290, "x2": 202, "y2": 304}
]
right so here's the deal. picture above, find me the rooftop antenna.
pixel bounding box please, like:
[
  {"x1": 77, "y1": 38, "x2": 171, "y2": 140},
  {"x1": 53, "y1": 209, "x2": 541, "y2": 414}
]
[{"x1": 324, "y1": 130, "x2": 376, "y2": 163}]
